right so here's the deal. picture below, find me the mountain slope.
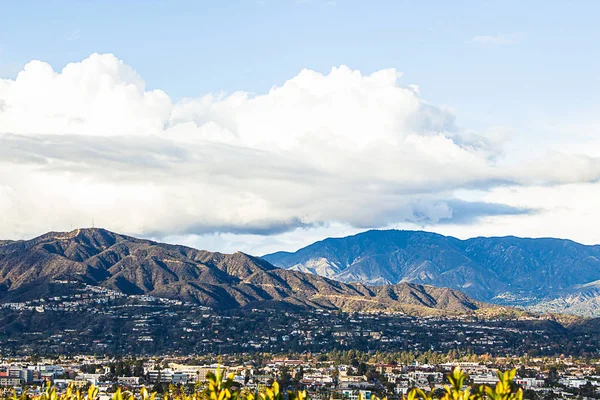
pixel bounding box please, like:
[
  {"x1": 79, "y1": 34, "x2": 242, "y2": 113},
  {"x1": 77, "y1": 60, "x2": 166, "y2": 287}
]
[
  {"x1": 263, "y1": 230, "x2": 600, "y2": 314},
  {"x1": 526, "y1": 280, "x2": 600, "y2": 317},
  {"x1": 0, "y1": 228, "x2": 496, "y2": 315}
]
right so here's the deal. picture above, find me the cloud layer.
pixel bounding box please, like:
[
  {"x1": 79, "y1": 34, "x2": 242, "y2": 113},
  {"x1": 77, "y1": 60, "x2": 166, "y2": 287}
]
[{"x1": 1, "y1": 54, "x2": 599, "y2": 246}]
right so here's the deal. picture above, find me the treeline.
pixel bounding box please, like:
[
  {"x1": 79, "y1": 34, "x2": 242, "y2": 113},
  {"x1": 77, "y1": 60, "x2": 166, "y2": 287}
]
[{"x1": 318, "y1": 349, "x2": 492, "y2": 365}]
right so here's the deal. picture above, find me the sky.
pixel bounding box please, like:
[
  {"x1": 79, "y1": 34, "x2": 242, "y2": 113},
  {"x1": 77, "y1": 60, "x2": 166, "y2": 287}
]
[{"x1": 1, "y1": 0, "x2": 599, "y2": 255}]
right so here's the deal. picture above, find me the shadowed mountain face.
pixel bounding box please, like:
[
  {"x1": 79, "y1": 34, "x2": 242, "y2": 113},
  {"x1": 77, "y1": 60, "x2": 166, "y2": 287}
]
[
  {"x1": 0, "y1": 229, "x2": 493, "y2": 315},
  {"x1": 263, "y1": 230, "x2": 600, "y2": 314}
]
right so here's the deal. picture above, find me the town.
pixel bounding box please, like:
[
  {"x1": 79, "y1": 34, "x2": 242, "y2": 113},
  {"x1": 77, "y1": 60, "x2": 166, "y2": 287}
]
[
  {"x1": 0, "y1": 353, "x2": 599, "y2": 400},
  {"x1": 1, "y1": 282, "x2": 599, "y2": 399},
  {"x1": 0, "y1": 282, "x2": 597, "y2": 357}
]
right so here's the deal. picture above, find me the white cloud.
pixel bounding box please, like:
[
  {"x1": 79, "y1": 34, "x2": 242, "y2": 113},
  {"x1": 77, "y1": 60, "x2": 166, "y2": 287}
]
[
  {"x1": 428, "y1": 182, "x2": 600, "y2": 246},
  {"x1": 468, "y1": 33, "x2": 521, "y2": 45},
  {"x1": 0, "y1": 53, "x2": 599, "y2": 251},
  {"x1": 0, "y1": 54, "x2": 171, "y2": 136}
]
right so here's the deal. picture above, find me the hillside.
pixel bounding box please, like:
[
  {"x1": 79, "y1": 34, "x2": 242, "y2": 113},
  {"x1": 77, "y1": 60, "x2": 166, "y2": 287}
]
[
  {"x1": 263, "y1": 230, "x2": 600, "y2": 315},
  {"x1": 0, "y1": 228, "x2": 500, "y2": 316}
]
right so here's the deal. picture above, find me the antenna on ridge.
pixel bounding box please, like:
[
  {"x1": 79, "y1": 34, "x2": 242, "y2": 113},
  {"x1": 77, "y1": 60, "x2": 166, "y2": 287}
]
[{"x1": 92, "y1": 218, "x2": 95, "y2": 229}]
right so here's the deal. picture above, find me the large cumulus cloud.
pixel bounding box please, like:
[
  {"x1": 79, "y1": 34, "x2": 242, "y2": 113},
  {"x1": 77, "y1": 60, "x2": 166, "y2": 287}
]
[{"x1": 1, "y1": 53, "x2": 598, "y2": 242}]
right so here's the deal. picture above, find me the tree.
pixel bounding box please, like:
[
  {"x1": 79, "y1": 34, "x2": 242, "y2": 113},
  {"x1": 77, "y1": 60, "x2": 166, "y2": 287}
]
[
  {"x1": 278, "y1": 366, "x2": 292, "y2": 388},
  {"x1": 133, "y1": 360, "x2": 144, "y2": 377},
  {"x1": 114, "y1": 361, "x2": 125, "y2": 377},
  {"x1": 546, "y1": 367, "x2": 559, "y2": 387},
  {"x1": 357, "y1": 362, "x2": 368, "y2": 376},
  {"x1": 294, "y1": 366, "x2": 304, "y2": 383},
  {"x1": 578, "y1": 381, "x2": 596, "y2": 398},
  {"x1": 427, "y1": 375, "x2": 435, "y2": 388}
]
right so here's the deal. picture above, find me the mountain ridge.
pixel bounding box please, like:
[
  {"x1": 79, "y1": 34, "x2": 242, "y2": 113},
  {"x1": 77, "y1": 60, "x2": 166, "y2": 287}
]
[
  {"x1": 0, "y1": 228, "x2": 505, "y2": 316},
  {"x1": 263, "y1": 229, "x2": 600, "y2": 316}
]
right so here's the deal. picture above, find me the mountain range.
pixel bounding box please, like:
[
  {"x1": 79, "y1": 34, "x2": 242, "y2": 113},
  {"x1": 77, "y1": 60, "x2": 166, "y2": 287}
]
[
  {"x1": 263, "y1": 230, "x2": 600, "y2": 316},
  {"x1": 0, "y1": 228, "x2": 504, "y2": 316}
]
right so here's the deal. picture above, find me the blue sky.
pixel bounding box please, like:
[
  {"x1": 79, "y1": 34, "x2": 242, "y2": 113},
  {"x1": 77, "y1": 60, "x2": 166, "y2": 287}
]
[
  {"x1": 1, "y1": 1, "x2": 600, "y2": 253},
  {"x1": 3, "y1": 1, "x2": 599, "y2": 125}
]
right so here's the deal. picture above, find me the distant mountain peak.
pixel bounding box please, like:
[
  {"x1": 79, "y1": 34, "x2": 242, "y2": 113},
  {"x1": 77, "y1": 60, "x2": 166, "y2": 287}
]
[{"x1": 263, "y1": 229, "x2": 600, "y2": 316}]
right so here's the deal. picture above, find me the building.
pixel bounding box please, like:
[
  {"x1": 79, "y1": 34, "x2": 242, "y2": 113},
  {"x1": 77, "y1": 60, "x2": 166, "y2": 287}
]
[
  {"x1": 302, "y1": 373, "x2": 334, "y2": 385},
  {"x1": 341, "y1": 389, "x2": 372, "y2": 400},
  {"x1": 0, "y1": 375, "x2": 22, "y2": 387},
  {"x1": 54, "y1": 379, "x2": 88, "y2": 389},
  {"x1": 516, "y1": 378, "x2": 545, "y2": 388},
  {"x1": 81, "y1": 374, "x2": 103, "y2": 386},
  {"x1": 147, "y1": 369, "x2": 174, "y2": 383},
  {"x1": 118, "y1": 377, "x2": 141, "y2": 386},
  {"x1": 471, "y1": 373, "x2": 499, "y2": 385},
  {"x1": 168, "y1": 364, "x2": 224, "y2": 383}
]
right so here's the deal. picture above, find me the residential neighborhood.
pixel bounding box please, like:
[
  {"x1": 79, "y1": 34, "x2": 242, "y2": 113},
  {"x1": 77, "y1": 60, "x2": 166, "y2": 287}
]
[
  {"x1": 0, "y1": 281, "x2": 595, "y2": 358},
  {"x1": 0, "y1": 355, "x2": 598, "y2": 399}
]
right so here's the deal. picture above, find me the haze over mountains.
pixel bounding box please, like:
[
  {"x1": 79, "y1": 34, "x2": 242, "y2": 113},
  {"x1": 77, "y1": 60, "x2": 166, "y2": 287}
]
[
  {"x1": 263, "y1": 230, "x2": 600, "y2": 316},
  {"x1": 0, "y1": 228, "x2": 498, "y2": 316}
]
